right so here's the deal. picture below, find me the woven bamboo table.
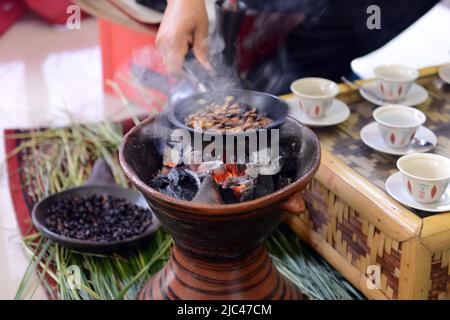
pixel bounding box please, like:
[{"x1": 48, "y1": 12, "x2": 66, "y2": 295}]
[{"x1": 283, "y1": 66, "x2": 450, "y2": 300}]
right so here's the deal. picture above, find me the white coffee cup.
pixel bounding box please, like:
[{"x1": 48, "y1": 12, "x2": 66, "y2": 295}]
[
  {"x1": 373, "y1": 105, "x2": 426, "y2": 149},
  {"x1": 290, "y1": 77, "x2": 339, "y2": 119},
  {"x1": 397, "y1": 153, "x2": 450, "y2": 203},
  {"x1": 374, "y1": 64, "x2": 418, "y2": 102}
]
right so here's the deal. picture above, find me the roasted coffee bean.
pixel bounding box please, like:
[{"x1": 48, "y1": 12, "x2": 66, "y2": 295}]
[
  {"x1": 185, "y1": 101, "x2": 273, "y2": 133},
  {"x1": 44, "y1": 195, "x2": 152, "y2": 242}
]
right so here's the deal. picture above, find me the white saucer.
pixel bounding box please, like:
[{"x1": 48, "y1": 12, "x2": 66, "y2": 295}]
[
  {"x1": 360, "y1": 122, "x2": 437, "y2": 156},
  {"x1": 288, "y1": 99, "x2": 350, "y2": 127},
  {"x1": 386, "y1": 172, "x2": 450, "y2": 213},
  {"x1": 359, "y1": 81, "x2": 428, "y2": 106},
  {"x1": 438, "y1": 65, "x2": 450, "y2": 84}
]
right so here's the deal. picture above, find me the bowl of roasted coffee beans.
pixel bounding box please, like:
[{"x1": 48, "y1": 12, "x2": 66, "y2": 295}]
[
  {"x1": 32, "y1": 185, "x2": 160, "y2": 253},
  {"x1": 168, "y1": 89, "x2": 288, "y2": 135},
  {"x1": 32, "y1": 160, "x2": 160, "y2": 253}
]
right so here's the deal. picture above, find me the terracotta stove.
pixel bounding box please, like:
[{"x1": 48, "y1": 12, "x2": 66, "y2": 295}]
[{"x1": 119, "y1": 114, "x2": 320, "y2": 300}]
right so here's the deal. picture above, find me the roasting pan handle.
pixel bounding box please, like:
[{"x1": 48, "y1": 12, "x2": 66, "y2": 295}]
[
  {"x1": 281, "y1": 191, "x2": 306, "y2": 216},
  {"x1": 183, "y1": 51, "x2": 217, "y2": 93}
]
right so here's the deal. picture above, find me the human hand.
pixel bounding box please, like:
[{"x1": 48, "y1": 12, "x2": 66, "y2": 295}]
[{"x1": 156, "y1": 0, "x2": 211, "y2": 75}]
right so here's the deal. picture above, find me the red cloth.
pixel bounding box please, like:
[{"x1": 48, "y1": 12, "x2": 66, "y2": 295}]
[
  {"x1": 25, "y1": 0, "x2": 88, "y2": 24},
  {"x1": 99, "y1": 19, "x2": 166, "y2": 113},
  {"x1": 0, "y1": 0, "x2": 88, "y2": 36},
  {"x1": 0, "y1": 0, "x2": 27, "y2": 36}
]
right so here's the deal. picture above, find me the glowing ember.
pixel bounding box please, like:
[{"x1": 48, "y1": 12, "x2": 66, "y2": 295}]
[{"x1": 212, "y1": 164, "x2": 251, "y2": 198}]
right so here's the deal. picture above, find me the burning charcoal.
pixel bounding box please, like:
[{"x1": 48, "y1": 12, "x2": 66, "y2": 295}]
[
  {"x1": 151, "y1": 133, "x2": 298, "y2": 203},
  {"x1": 167, "y1": 168, "x2": 180, "y2": 185},
  {"x1": 240, "y1": 184, "x2": 255, "y2": 202},
  {"x1": 150, "y1": 167, "x2": 200, "y2": 201},
  {"x1": 149, "y1": 172, "x2": 169, "y2": 190},
  {"x1": 185, "y1": 168, "x2": 201, "y2": 186},
  {"x1": 255, "y1": 175, "x2": 275, "y2": 198},
  {"x1": 259, "y1": 156, "x2": 281, "y2": 175},
  {"x1": 248, "y1": 148, "x2": 282, "y2": 176},
  {"x1": 219, "y1": 187, "x2": 239, "y2": 204},
  {"x1": 221, "y1": 176, "x2": 251, "y2": 189},
  {"x1": 197, "y1": 160, "x2": 224, "y2": 173},
  {"x1": 221, "y1": 176, "x2": 255, "y2": 202},
  {"x1": 192, "y1": 175, "x2": 224, "y2": 204}
]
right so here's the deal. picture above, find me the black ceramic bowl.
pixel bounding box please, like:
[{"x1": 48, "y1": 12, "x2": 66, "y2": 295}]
[
  {"x1": 167, "y1": 89, "x2": 288, "y2": 136},
  {"x1": 31, "y1": 185, "x2": 160, "y2": 253}
]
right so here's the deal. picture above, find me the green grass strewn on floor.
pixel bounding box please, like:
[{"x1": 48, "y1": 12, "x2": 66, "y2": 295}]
[{"x1": 7, "y1": 121, "x2": 363, "y2": 300}]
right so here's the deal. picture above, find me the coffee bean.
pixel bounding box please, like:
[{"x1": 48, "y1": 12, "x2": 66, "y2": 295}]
[
  {"x1": 185, "y1": 101, "x2": 273, "y2": 133},
  {"x1": 43, "y1": 195, "x2": 153, "y2": 242}
]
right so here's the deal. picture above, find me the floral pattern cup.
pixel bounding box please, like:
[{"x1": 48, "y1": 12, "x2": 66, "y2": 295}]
[
  {"x1": 290, "y1": 77, "x2": 339, "y2": 119},
  {"x1": 397, "y1": 153, "x2": 450, "y2": 204},
  {"x1": 374, "y1": 64, "x2": 419, "y2": 102},
  {"x1": 373, "y1": 105, "x2": 426, "y2": 149}
]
